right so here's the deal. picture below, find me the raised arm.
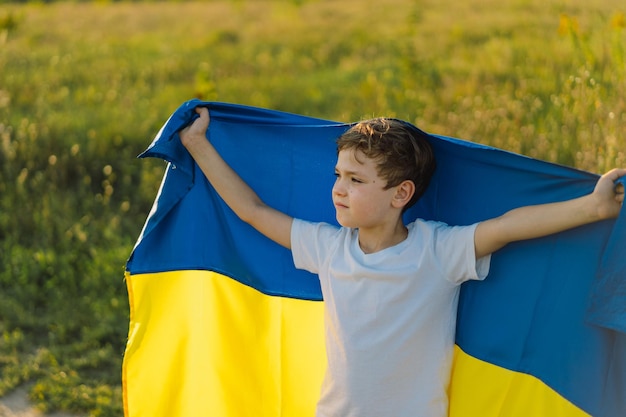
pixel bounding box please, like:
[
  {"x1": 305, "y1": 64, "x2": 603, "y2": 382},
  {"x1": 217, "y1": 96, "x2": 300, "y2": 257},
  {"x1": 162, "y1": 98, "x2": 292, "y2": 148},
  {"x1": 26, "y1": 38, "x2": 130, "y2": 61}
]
[
  {"x1": 179, "y1": 107, "x2": 293, "y2": 249},
  {"x1": 474, "y1": 168, "x2": 626, "y2": 259}
]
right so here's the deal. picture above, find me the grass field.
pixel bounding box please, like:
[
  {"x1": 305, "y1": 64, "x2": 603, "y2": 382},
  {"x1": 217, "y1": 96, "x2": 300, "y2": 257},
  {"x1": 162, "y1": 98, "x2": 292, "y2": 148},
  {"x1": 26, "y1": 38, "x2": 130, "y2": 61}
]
[{"x1": 1, "y1": 0, "x2": 625, "y2": 415}]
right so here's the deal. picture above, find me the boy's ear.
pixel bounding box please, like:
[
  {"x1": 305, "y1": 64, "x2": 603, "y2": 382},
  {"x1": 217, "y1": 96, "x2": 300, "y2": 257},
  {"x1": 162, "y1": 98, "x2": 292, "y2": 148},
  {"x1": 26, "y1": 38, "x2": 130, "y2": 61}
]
[{"x1": 392, "y1": 180, "x2": 415, "y2": 209}]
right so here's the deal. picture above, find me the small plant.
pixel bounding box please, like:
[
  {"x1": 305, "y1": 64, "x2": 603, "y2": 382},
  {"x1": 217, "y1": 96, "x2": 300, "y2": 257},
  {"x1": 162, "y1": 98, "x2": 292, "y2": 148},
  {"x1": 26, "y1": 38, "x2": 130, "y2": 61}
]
[{"x1": 0, "y1": 11, "x2": 21, "y2": 43}]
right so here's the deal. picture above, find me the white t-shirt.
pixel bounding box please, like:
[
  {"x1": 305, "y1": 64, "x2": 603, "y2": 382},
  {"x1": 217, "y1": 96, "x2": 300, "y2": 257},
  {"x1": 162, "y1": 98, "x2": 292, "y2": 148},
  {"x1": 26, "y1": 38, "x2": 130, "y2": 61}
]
[{"x1": 291, "y1": 218, "x2": 491, "y2": 417}]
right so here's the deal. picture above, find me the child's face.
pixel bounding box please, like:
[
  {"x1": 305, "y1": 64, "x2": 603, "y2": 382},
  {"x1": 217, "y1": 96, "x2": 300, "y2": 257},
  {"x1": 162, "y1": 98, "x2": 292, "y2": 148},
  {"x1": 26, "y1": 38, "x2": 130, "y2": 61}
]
[{"x1": 332, "y1": 149, "x2": 400, "y2": 229}]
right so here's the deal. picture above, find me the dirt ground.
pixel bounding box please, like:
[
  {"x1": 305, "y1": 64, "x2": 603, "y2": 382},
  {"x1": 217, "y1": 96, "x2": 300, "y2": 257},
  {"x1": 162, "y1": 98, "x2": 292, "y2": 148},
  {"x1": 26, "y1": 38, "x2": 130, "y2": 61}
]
[{"x1": 0, "y1": 386, "x2": 83, "y2": 417}]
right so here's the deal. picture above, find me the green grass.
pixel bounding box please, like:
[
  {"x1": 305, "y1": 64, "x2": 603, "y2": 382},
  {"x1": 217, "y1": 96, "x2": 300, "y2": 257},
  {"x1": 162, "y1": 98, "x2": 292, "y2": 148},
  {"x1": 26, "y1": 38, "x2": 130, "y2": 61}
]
[{"x1": 0, "y1": 0, "x2": 625, "y2": 415}]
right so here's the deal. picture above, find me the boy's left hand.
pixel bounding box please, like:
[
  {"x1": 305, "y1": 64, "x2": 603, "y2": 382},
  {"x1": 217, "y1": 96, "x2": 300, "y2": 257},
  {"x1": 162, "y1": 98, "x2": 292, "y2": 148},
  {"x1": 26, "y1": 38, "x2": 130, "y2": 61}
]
[{"x1": 593, "y1": 168, "x2": 626, "y2": 220}]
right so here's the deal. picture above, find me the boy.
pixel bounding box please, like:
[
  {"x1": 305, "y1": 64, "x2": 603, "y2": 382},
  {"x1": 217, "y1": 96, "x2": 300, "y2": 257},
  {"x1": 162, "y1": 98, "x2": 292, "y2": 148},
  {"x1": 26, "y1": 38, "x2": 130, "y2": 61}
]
[{"x1": 180, "y1": 106, "x2": 625, "y2": 417}]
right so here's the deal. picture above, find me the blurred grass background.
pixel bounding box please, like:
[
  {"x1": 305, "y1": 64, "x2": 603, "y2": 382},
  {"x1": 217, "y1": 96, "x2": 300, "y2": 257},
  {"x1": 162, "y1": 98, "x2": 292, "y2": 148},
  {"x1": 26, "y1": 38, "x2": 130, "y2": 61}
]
[{"x1": 0, "y1": 0, "x2": 624, "y2": 415}]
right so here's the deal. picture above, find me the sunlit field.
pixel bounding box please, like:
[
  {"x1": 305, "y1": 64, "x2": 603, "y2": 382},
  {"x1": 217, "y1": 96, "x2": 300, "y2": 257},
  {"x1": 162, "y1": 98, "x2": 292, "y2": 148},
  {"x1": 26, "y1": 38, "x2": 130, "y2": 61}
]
[{"x1": 1, "y1": 0, "x2": 625, "y2": 415}]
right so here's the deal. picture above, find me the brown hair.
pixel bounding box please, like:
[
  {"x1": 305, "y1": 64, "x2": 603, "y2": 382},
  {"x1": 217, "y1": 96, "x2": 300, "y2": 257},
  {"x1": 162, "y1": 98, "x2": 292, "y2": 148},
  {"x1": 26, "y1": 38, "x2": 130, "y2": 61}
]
[{"x1": 336, "y1": 118, "x2": 436, "y2": 210}]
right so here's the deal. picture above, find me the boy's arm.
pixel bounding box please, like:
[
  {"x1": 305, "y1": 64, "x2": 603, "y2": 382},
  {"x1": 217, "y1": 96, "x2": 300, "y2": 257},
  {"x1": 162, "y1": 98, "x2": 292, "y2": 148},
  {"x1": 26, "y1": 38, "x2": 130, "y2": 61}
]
[
  {"x1": 179, "y1": 107, "x2": 293, "y2": 249},
  {"x1": 474, "y1": 168, "x2": 626, "y2": 259}
]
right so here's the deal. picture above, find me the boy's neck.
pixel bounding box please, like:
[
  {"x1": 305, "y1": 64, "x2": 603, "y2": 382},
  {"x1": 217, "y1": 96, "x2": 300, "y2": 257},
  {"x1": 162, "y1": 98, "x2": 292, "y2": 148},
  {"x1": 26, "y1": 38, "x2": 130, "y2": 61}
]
[{"x1": 357, "y1": 221, "x2": 408, "y2": 254}]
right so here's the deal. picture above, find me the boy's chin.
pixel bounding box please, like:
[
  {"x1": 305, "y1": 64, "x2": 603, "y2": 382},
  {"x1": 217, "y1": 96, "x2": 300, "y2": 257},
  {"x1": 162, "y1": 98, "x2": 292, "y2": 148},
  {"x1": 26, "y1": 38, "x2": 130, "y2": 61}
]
[{"x1": 335, "y1": 214, "x2": 355, "y2": 229}]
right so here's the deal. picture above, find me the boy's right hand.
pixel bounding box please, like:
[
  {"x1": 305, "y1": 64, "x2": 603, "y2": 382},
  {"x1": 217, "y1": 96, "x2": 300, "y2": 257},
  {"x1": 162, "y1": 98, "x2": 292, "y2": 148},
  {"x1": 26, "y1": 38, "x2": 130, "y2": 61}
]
[
  {"x1": 180, "y1": 107, "x2": 210, "y2": 150},
  {"x1": 176, "y1": 105, "x2": 294, "y2": 249}
]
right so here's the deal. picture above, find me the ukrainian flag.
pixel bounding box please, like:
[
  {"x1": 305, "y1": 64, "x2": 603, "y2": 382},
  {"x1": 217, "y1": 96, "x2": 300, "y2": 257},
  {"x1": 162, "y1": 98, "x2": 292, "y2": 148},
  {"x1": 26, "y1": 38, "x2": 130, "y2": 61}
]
[{"x1": 124, "y1": 100, "x2": 625, "y2": 417}]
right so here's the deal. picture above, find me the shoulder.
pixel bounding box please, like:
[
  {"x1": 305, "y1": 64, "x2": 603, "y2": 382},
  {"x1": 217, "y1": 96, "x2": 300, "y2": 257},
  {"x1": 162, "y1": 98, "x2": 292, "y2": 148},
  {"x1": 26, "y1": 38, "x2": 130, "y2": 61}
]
[
  {"x1": 406, "y1": 218, "x2": 450, "y2": 236},
  {"x1": 408, "y1": 218, "x2": 478, "y2": 232},
  {"x1": 290, "y1": 219, "x2": 348, "y2": 272},
  {"x1": 407, "y1": 218, "x2": 478, "y2": 247},
  {"x1": 292, "y1": 218, "x2": 345, "y2": 242}
]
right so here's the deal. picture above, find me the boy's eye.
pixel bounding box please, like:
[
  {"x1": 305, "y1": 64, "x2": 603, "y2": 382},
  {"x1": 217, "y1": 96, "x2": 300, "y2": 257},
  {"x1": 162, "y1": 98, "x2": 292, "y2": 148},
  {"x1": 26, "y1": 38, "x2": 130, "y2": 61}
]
[{"x1": 334, "y1": 172, "x2": 363, "y2": 183}]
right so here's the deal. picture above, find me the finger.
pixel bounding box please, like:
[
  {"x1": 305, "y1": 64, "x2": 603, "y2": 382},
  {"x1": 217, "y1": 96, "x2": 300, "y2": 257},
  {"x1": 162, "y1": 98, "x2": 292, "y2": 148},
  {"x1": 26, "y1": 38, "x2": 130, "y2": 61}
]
[
  {"x1": 196, "y1": 106, "x2": 209, "y2": 118},
  {"x1": 614, "y1": 179, "x2": 625, "y2": 205},
  {"x1": 607, "y1": 168, "x2": 626, "y2": 181}
]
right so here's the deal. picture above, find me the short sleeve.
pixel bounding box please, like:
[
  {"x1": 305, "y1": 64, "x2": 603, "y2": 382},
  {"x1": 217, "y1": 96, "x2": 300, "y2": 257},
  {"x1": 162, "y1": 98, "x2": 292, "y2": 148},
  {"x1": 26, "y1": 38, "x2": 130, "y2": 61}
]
[
  {"x1": 431, "y1": 222, "x2": 491, "y2": 285},
  {"x1": 291, "y1": 219, "x2": 341, "y2": 274}
]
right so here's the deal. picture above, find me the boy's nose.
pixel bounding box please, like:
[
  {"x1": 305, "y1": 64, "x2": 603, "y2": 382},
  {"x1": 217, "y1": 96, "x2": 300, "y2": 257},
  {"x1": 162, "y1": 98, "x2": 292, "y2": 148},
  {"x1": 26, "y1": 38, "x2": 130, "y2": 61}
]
[{"x1": 332, "y1": 180, "x2": 345, "y2": 196}]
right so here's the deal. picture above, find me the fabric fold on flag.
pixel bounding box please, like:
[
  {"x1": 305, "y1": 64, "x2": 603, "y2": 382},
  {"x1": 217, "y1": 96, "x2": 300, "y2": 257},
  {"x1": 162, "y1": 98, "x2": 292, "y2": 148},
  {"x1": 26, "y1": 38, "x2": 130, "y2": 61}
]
[
  {"x1": 587, "y1": 177, "x2": 626, "y2": 333},
  {"x1": 124, "y1": 100, "x2": 625, "y2": 417}
]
